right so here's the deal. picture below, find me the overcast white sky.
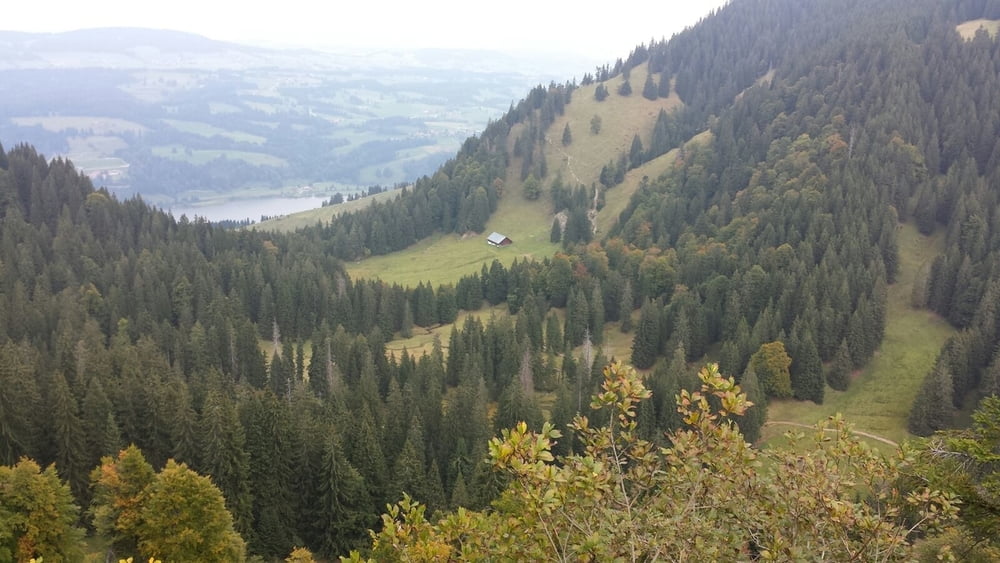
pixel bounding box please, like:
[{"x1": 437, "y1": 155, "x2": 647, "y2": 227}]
[{"x1": 4, "y1": 0, "x2": 730, "y2": 59}]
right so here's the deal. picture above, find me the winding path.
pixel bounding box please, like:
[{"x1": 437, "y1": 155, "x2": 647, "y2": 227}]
[
  {"x1": 763, "y1": 420, "x2": 899, "y2": 447},
  {"x1": 547, "y1": 137, "x2": 601, "y2": 234}
]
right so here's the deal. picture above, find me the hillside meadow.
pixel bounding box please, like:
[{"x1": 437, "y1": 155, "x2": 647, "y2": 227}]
[{"x1": 763, "y1": 223, "x2": 954, "y2": 446}]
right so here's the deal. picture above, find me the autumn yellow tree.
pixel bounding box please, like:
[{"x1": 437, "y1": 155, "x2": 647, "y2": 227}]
[
  {"x1": 90, "y1": 448, "x2": 245, "y2": 562},
  {"x1": 138, "y1": 460, "x2": 246, "y2": 561},
  {"x1": 89, "y1": 445, "x2": 155, "y2": 557},
  {"x1": 0, "y1": 458, "x2": 83, "y2": 562}
]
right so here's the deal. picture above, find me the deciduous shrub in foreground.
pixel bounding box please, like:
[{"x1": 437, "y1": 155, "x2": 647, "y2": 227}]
[{"x1": 347, "y1": 362, "x2": 958, "y2": 561}]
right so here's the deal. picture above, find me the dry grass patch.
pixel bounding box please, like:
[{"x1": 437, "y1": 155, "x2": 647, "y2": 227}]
[
  {"x1": 253, "y1": 189, "x2": 400, "y2": 232},
  {"x1": 542, "y1": 64, "x2": 683, "y2": 190},
  {"x1": 956, "y1": 19, "x2": 1000, "y2": 39}
]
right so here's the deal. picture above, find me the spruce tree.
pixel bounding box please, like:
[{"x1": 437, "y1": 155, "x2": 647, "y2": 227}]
[
  {"x1": 383, "y1": 377, "x2": 409, "y2": 464},
  {"x1": 719, "y1": 340, "x2": 742, "y2": 381},
  {"x1": 400, "y1": 300, "x2": 414, "y2": 338},
  {"x1": 0, "y1": 342, "x2": 40, "y2": 465},
  {"x1": 642, "y1": 71, "x2": 658, "y2": 100},
  {"x1": 791, "y1": 333, "x2": 824, "y2": 403},
  {"x1": 450, "y1": 468, "x2": 471, "y2": 509},
  {"x1": 99, "y1": 413, "x2": 123, "y2": 463},
  {"x1": 737, "y1": 364, "x2": 767, "y2": 444},
  {"x1": 436, "y1": 284, "x2": 458, "y2": 324},
  {"x1": 846, "y1": 307, "x2": 869, "y2": 368},
  {"x1": 345, "y1": 407, "x2": 387, "y2": 513},
  {"x1": 240, "y1": 392, "x2": 296, "y2": 557},
  {"x1": 650, "y1": 347, "x2": 684, "y2": 434},
  {"x1": 424, "y1": 459, "x2": 448, "y2": 516},
  {"x1": 81, "y1": 376, "x2": 117, "y2": 472},
  {"x1": 908, "y1": 360, "x2": 955, "y2": 436},
  {"x1": 657, "y1": 72, "x2": 671, "y2": 97},
  {"x1": 629, "y1": 134, "x2": 645, "y2": 169},
  {"x1": 594, "y1": 84, "x2": 609, "y2": 101},
  {"x1": 198, "y1": 389, "x2": 253, "y2": 536},
  {"x1": 392, "y1": 414, "x2": 428, "y2": 503},
  {"x1": 631, "y1": 300, "x2": 661, "y2": 369},
  {"x1": 494, "y1": 377, "x2": 543, "y2": 434},
  {"x1": 317, "y1": 436, "x2": 371, "y2": 558},
  {"x1": 590, "y1": 282, "x2": 605, "y2": 345},
  {"x1": 827, "y1": 339, "x2": 852, "y2": 391},
  {"x1": 565, "y1": 287, "x2": 590, "y2": 348},
  {"x1": 545, "y1": 313, "x2": 563, "y2": 353},
  {"x1": 549, "y1": 383, "x2": 579, "y2": 457},
  {"x1": 562, "y1": 123, "x2": 573, "y2": 146},
  {"x1": 47, "y1": 371, "x2": 88, "y2": 501},
  {"x1": 270, "y1": 351, "x2": 289, "y2": 398},
  {"x1": 550, "y1": 217, "x2": 562, "y2": 243},
  {"x1": 983, "y1": 348, "x2": 1000, "y2": 397},
  {"x1": 619, "y1": 280, "x2": 634, "y2": 333},
  {"x1": 166, "y1": 376, "x2": 199, "y2": 466}
]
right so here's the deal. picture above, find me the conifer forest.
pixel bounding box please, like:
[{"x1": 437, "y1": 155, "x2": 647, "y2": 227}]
[{"x1": 3, "y1": 0, "x2": 1000, "y2": 560}]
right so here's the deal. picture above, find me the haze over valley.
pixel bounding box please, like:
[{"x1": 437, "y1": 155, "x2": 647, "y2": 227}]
[{"x1": 0, "y1": 28, "x2": 598, "y2": 221}]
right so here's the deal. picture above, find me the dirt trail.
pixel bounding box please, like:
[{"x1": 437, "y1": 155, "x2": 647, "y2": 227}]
[
  {"x1": 548, "y1": 138, "x2": 600, "y2": 234},
  {"x1": 763, "y1": 420, "x2": 899, "y2": 447},
  {"x1": 548, "y1": 138, "x2": 584, "y2": 186}
]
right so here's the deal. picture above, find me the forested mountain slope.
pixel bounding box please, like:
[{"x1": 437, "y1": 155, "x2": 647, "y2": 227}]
[{"x1": 3, "y1": 0, "x2": 1000, "y2": 559}]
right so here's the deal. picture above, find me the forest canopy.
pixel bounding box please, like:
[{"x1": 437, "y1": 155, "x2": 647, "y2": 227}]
[{"x1": 3, "y1": 0, "x2": 1000, "y2": 559}]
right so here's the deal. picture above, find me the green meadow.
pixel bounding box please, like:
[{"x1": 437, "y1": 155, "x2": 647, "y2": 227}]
[
  {"x1": 12, "y1": 115, "x2": 146, "y2": 134},
  {"x1": 152, "y1": 145, "x2": 287, "y2": 167},
  {"x1": 337, "y1": 62, "x2": 690, "y2": 287},
  {"x1": 763, "y1": 223, "x2": 954, "y2": 446},
  {"x1": 161, "y1": 119, "x2": 267, "y2": 144}
]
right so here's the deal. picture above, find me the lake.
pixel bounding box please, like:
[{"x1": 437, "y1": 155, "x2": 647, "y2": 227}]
[{"x1": 166, "y1": 196, "x2": 331, "y2": 223}]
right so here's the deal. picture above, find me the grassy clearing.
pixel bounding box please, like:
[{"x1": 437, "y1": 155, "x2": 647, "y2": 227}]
[
  {"x1": 957, "y1": 19, "x2": 1000, "y2": 39},
  {"x1": 120, "y1": 71, "x2": 201, "y2": 102},
  {"x1": 253, "y1": 189, "x2": 399, "y2": 232},
  {"x1": 12, "y1": 116, "x2": 145, "y2": 134},
  {"x1": 152, "y1": 145, "x2": 287, "y2": 167},
  {"x1": 162, "y1": 119, "x2": 266, "y2": 144},
  {"x1": 384, "y1": 302, "x2": 626, "y2": 373},
  {"x1": 244, "y1": 101, "x2": 282, "y2": 114},
  {"x1": 348, "y1": 228, "x2": 558, "y2": 289},
  {"x1": 72, "y1": 157, "x2": 130, "y2": 172},
  {"x1": 209, "y1": 102, "x2": 243, "y2": 114},
  {"x1": 543, "y1": 64, "x2": 682, "y2": 193},
  {"x1": 596, "y1": 131, "x2": 712, "y2": 236},
  {"x1": 66, "y1": 135, "x2": 128, "y2": 157},
  {"x1": 341, "y1": 62, "x2": 683, "y2": 288},
  {"x1": 384, "y1": 304, "x2": 511, "y2": 358},
  {"x1": 763, "y1": 223, "x2": 955, "y2": 446}
]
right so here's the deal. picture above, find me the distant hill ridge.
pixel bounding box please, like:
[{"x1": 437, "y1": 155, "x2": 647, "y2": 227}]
[{"x1": 0, "y1": 27, "x2": 233, "y2": 53}]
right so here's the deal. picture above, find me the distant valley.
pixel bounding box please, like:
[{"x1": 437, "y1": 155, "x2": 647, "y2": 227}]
[{"x1": 0, "y1": 28, "x2": 593, "y2": 220}]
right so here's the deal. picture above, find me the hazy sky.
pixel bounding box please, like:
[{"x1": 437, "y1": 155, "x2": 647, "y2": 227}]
[{"x1": 5, "y1": 0, "x2": 730, "y2": 59}]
